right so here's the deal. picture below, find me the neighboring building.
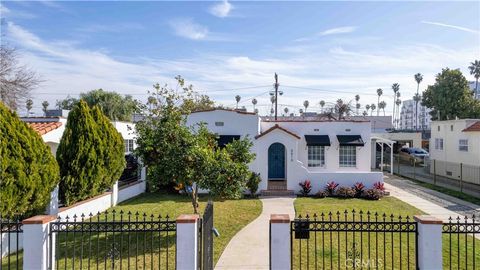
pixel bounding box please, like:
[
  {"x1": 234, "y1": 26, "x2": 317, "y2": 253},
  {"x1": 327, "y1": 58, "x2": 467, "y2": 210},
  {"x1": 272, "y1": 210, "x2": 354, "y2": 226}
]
[
  {"x1": 429, "y1": 119, "x2": 480, "y2": 183},
  {"x1": 399, "y1": 99, "x2": 432, "y2": 130},
  {"x1": 186, "y1": 109, "x2": 383, "y2": 194},
  {"x1": 21, "y1": 110, "x2": 136, "y2": 155},
  {"x1": 469, "y1": 81, "x2": 479, "y2": 100},
  {"x1": 351, "y1": 116, "x2": 393, "y2": 133}
]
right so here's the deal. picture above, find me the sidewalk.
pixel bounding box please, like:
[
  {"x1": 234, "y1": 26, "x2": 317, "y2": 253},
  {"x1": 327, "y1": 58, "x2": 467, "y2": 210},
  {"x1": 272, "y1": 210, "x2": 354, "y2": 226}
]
[
  {"x1": 384, "y1": 174, "x2": 480, "y2": 221},
  {"x1": 215, "y1": 197, "x2": 295, "y2": 270}
]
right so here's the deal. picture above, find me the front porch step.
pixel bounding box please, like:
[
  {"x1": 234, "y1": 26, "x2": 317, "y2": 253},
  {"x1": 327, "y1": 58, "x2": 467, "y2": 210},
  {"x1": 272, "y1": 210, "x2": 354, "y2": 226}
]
[{"x1": 260, "y1": 189, "x2": 295, "y2": 197}]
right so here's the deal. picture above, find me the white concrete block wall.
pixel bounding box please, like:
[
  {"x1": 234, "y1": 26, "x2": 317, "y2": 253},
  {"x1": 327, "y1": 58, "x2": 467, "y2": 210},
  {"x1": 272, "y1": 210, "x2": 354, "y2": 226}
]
[
  {"x1": 56, "y1": 193, "x2": 113, "y2": 221},
  {"x1": 118, "y1": 181, "x2": 147, "y2": 203},
  {"x1": 270, "y1": 214, "x2": 291, "y2": 270},
  {"x1": 1, "y1": 232, "x2": 23, "y2": 258}
]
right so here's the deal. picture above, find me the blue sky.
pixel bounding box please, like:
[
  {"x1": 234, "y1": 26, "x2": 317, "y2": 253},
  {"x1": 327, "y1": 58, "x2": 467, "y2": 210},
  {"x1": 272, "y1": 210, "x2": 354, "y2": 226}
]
[{"x1": 1, "y1": 0, "x2": 479, "y2": 115}]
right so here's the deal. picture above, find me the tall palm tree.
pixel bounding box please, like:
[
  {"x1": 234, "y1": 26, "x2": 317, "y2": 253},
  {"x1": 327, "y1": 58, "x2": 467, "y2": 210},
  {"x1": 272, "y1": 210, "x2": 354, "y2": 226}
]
[
  {"x1": 365, "y1": 104, "x2": 370, "y2": 115},
  {"x1": 391, "y1": 83, "x2": 400, "y2": 126},
  {"x1": 354, "y1": 94, "x2": 360, "y2": 114},
  {"x1": 254, "y1": 108, "x2": 259, "y2": 114},
  {"x1": 395, "y1": 98, "x2": 402, "y2": 129},
  {"x1": 414, "y1": 73, "x2": 423, "y2": 131},
  {"x1": 379, "y1": 101, "x2": 387, "y2": 116},
  {"x1": 370, "y1": 103, "x2": 376, "y2": 116},
  {"x1": 413, "y1": 93, "x2": 422, "y2": 130},
  {"x1": 42, "y1": 101, "x2": 49, "y2": 116},
  {"x1": 283, "y1": 107, "x2": 289, "y2": 116},
  {"x1": 299, "y1": 108, "x2": 304, "y2": 115},
  {"x1": 376, "y1": 88, "x2": 383, "y2": 116},
  {"x1": 319, "y1": 100, "x2": 325, "y2": 113},
  {"x1": 356, "y1": 103, "x2": 361, "y2": 114},
  {"x1": 468, "y1": 60, "x2": 480, "y2": 98},
  {"x1": 252, "y1": 98, "x2": 258, "y2": 111},
  {"x1": 334, "y1": 99, "x2": 352, "y2": 119},
  {"x1": 235, "y1": 95, "x2": 241, "y2": 109},
  {"x1": 303, "y1": 100, "x2": 309, "y2": 113},
  {"x1": 26, "y1": 99, "x2": 33, "y2": 115},
  {"x1": 270, "y1": 108, "x2": 274, "y2": 115}
]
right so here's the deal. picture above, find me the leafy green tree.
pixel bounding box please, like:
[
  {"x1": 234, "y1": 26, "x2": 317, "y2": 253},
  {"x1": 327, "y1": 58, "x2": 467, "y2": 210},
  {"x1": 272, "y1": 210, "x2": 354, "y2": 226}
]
[
  {"x1": 422, "y1": 68, "x2": 480, "y2": 120},
  {"x1": 303, "y1": 100, "x2": 309, "y2": 112},
  {"x1": 42, "y1": 100, "x2": 49, "y2": 116},
  {"x1": 56, "y1": 95, "x2": 79, "y2": 110},
  {"x1": 56, "y1": 89, "x2": 139, "y2": 121},
  {"x1": 26, "y1": 98, "x2": 33, "y2": 115},
  {"x1": 235, "y1": 95, "x2": 241, "y2": 109},
  {"x1": 0, "y1": 102, "x2": 59, "y2": 217},
  {"x1": 135, "y1": 78, "x2": 255, "y2": 213},
  {"x1": 56, "y1": 100, "x2": 125, "y2": 205},
  {"x1": 181, "y1": 93, "x2": 215, "y2": 112}
]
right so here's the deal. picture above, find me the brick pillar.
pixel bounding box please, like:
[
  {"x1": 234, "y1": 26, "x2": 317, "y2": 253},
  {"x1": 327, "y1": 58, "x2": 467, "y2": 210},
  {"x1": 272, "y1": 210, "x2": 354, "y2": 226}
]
[
  {"x1": 22, "y1": 215, "x2": 56, "y2": 270},
  {"x1": 176, "y1": 214, "x2": 200, "y2": 270},
  {"x1": 414, "y1": 215, "x2": 443, "y2": 270},
  {"x1": 270, "y1": 214, "x2": 291, "y2": 270}
]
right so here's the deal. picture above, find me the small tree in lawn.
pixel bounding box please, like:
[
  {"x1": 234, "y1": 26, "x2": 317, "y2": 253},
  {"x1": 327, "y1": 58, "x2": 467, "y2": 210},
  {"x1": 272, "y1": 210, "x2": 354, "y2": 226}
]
[
  {"x1": 0, "y1": 102, "x2": 59, "y2": 218},
  {"x1": 56, "y1": 100, "x2": 125, "y2": 205}
]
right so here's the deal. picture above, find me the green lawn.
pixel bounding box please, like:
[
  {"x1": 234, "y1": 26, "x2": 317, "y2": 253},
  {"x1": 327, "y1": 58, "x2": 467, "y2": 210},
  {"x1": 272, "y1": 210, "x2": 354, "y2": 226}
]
[
  {"x1": 1, "y1": 193, "x2": 261, "y2": 270},
  {"x1": 293, "y1": 196, "x2": 480, "y2": 270}
]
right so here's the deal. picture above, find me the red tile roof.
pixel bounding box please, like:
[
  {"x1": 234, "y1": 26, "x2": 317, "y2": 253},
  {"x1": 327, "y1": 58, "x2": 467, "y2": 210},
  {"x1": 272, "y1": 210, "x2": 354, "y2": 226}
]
[
  {"x1": 462, "y1": 121, "x2": 480, "y2": 132},
  {"x1": 255, "y1": 124, "x2": 301, "y2": 140},
  {"x1": 28, "y1": 122, "x2": 62, "y2": 135}
]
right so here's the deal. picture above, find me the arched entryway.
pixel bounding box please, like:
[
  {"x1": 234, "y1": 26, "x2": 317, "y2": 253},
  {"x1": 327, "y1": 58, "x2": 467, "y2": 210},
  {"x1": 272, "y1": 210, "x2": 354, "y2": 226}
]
[{"x1": 268, "y1": 143, "x2": 286, "y2": 180}]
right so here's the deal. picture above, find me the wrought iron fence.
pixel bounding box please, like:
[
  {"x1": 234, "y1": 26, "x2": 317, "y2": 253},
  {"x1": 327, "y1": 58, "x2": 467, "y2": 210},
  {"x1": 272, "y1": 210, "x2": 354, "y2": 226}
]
[
  {"x1": 199, "y1": 201, "x2": 214, "y2": 270},
  {"x1": 442, "y1": 215, "x2": 479, "y2": 270},
  {"x1": 291, "y1": 210, "x2": 417, "y2": 270},
  {"x1": 49, "y1": 210, "x2": 176, "y2": 270},
  {"x1": 392, "y1": 154, "x2": 480, "y2": 198},
  {"x1": 0, "y1": 216, "x2": 23, "y2": 270}
]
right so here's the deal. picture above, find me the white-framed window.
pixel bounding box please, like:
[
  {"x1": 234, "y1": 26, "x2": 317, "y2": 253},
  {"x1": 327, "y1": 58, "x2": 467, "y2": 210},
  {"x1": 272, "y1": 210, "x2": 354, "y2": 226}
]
[
  {"x1": 339, "y1": 146, "x2": 356, "y2": 167},
  {"x1": 434, "y1": 138, "x2": 444, "y2": 150},
  {"x1": 459, "y1": 139, "x2": 468, "y2": 152},
  {"x1": 308, "y1": 146, "x2": 325, "y2": 167},
  {"x1": 125, "y1": 139, "x2": 134, "y2": 153}
]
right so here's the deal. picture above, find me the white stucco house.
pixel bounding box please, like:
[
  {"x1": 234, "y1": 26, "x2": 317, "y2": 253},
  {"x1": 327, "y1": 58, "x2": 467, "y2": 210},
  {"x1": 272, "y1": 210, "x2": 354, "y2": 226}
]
[
  {"x1": 429, "y1": 119, "x2": 480, "y2": 184},
  {"x1": 21, "y1": 111, "x2": 136, "y2": 155},
  {"x1": 186, "y1": 109, "x2": 383, "y2": 194}
]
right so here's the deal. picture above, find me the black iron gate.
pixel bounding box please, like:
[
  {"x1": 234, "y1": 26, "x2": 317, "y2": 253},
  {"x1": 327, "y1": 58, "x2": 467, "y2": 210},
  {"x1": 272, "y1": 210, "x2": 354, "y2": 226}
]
[
  {"x1": 199, "y1": 201, "x2": 214, "y2": 270},
  {"x1": 291, "y1": 210, "x2": 418, "y2": 270},
  {"x1": 442, "y1": 215, "x2": 479, "y2": 269},
  {"x1": 49, "y1": 210, "x2": 176, "y2": 270}
]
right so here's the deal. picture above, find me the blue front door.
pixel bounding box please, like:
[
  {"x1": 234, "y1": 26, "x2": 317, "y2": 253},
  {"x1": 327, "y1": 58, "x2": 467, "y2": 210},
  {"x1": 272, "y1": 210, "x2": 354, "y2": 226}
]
[{"x1": 268, "y1": 143, "x2": 286, "y2": 179}]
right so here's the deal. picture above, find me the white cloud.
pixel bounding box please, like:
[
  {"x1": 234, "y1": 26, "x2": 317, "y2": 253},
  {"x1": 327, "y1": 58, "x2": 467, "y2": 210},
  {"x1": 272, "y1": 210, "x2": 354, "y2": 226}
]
[
  {"x1": 421, "y1": 21, "x2": 479, "y2": 34},
  {"x1": 169, "y1": 18, "x2": 209, "y2": 40},
  {"x1": 0, "y1": 3, "x2": 10, "y2": 15},
  {"x1": 6, "y1": 22, "x2": 477, "y2": 116},
  {"x1": 209, "y1": 0, "x2": 233, "y2": 18},
  {"x1": 320, "y1": 26, "x2": 357, "y2": 36}
]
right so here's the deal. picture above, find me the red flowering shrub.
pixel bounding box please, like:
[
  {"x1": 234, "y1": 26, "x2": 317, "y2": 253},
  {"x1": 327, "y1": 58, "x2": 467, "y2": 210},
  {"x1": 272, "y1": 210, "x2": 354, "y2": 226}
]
[
  {"x1": 299, "y1": 180, "x2": 312, "y2": 196},
  {"x1": 325, "y1": 181, "x2": 339, "y2": 196}
]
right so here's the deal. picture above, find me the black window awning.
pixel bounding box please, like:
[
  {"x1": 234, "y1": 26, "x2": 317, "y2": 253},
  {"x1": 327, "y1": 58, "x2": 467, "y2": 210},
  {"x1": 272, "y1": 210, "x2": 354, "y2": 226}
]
[
  {"x1": 304, "y1": 135, "x2": 331, "y2": 146},
  {"x1": 337, "y1": 135, "x2": 365, "y2": 146},
  {"x1": 217, "y1": 135, "x2": 241, "y2": 147}
]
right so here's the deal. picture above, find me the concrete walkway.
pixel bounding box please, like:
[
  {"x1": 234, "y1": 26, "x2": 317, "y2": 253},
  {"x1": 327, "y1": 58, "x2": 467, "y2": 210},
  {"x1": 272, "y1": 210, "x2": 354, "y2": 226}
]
[
  {"x1": 384, "y1": 174, "x2": 480, "y2": 221},
  {"x1": 215, "y1": 197, "x2": 295, "y2": 270}
]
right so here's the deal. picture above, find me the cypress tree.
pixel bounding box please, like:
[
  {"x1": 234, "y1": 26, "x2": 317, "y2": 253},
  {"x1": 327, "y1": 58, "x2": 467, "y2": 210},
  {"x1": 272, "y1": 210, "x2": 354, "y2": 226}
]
[
  {"x1": 57, "y1": 100, "x2": 125, "y2": 205},
  {"x1": 0, "y1": 102, "x2": 60, "y2": 218}
]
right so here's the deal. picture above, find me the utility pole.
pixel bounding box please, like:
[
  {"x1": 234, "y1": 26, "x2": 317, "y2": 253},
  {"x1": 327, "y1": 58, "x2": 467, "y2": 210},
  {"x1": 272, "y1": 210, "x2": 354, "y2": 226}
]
[
  {"x1": 274, "y1": 73, "x2": 279, "y2": 120},
  {"x1": 269, "y1": 73, "x2": 283, "y2": 121}
]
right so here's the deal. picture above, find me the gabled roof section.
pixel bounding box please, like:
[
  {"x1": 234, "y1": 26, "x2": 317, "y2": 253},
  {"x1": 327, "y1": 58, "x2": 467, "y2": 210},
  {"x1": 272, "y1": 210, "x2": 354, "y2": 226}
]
[
  {"x1": 28, "y1": 122, "x2": 63, "y2": 135},
  {"x1": 190, "y1": 108, "x2": 257, "y2": 115},
  {"x1": 255, "y1": 124, "x2": 300, "y2": 140},
  {"x1": 462, "y1": 121, "x2": 480, "y2": 132}
]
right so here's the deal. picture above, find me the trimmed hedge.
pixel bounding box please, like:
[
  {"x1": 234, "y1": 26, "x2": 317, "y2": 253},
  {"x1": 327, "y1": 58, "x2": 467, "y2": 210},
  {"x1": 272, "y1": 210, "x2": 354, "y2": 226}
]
[
  {"x1": 57, "y1": 100, "x2": 125, "y2": 205},
  {"x1": 0, "y1": 102, "x2": 59, "y2": 218}
]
